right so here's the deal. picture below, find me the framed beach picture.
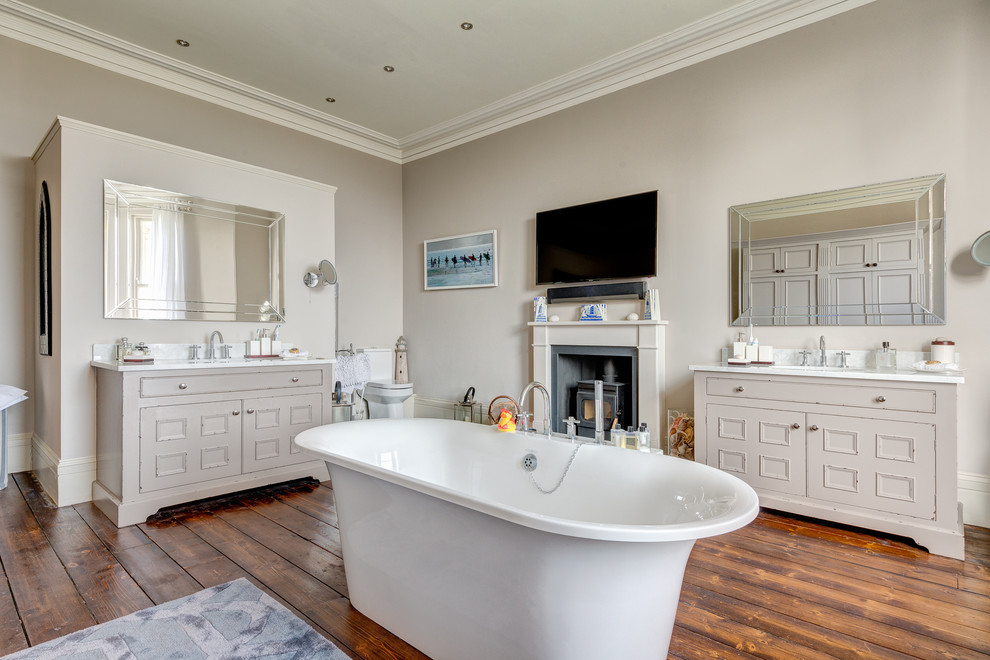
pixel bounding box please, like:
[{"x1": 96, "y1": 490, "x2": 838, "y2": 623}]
[{"x1": 424, "y1": 229, "x2": 498, "y2": 290}]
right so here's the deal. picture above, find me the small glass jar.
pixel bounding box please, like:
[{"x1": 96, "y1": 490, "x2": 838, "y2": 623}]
[{"x1": 875, "y1": 342, "x2": 897, "y2": 371}]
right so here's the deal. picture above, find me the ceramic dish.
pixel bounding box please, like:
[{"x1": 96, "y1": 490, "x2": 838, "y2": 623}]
[{"x1": 911, "y1": 360, "x2": 962, "y2": 374}]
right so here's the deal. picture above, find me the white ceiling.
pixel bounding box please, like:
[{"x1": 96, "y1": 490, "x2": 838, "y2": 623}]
[{"x1": 0, "y1": 0, "x2": 872, "y2": 162}]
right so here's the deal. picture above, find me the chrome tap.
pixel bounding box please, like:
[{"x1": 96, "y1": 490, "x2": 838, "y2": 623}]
[
  {"x1": 208, "y1": 330, "x2": 225, "y2": 360},
  {"x1": 518, "y1": 381, "x2": 551, "y2": 438},
  {"x1": 594, "y1": 380, "x2": 604, "y2": 444},
  {"x1": 819, "y1": 335, "x2": 827, "y2": 367}
]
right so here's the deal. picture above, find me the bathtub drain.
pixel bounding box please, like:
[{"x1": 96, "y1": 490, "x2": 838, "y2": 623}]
[{"x1": 527, "y1": 444, "x2": 582, "y2": 495}]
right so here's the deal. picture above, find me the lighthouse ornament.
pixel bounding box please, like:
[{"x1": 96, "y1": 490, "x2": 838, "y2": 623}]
[{"x1": 394, "y1": 336, "x2": 409, "y2": 384}]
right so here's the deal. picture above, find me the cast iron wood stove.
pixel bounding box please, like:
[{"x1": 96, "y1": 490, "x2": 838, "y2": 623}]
[{"x1": 574, "y1": 379, "x2": 625, "y2": 437}]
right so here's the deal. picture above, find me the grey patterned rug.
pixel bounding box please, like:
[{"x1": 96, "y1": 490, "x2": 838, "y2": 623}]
[{"x1": 3, "y1": 578, "x2": 349, "y2": 659}]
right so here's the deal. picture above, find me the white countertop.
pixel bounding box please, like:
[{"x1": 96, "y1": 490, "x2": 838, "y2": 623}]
[
  {"x1": 91, "y1": 356, "x2": 335, "y2": 372},
  {"x1": 689, "y1": 363, "x2": 964, "y2": 384}
]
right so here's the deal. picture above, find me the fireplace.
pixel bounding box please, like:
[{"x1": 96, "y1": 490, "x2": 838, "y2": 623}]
[
  {"x1": 550, "y1": 345, "x2": 637, "y2": 438},
  {"x1": 531, "y1": 320, "x2": 666, "y2": 450},
  {"x1": 575, "y1": 380, "x2": 626, "y2": 437}
]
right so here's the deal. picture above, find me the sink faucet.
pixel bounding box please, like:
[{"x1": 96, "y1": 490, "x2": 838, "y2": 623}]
[
  {"x1": 819, "y1": 335, "x2": 827, "y2": 367},
  {"x1": 518, "y1": 381, "x2": 551, "y2": 438},
  {"x1": 208, "y1": 330, "x2": 225, "y2": 360}
]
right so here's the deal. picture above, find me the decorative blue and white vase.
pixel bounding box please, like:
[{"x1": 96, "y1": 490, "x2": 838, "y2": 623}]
[
  {"x1": 533, "y1": 296, "x2": 548, "y2": 322},
  {"x1": 579, "y1": 303, "x2": 607, "y2": 321}
]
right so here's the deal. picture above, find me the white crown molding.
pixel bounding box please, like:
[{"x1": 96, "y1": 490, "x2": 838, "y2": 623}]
[
  {"x1": 0, "y1": 0, "x2": 403, "y2": 163},
  {"x1": 0, "y1": 0, "x2": 874, "y2": 164},
  {"x1": 397, "y1": 0, "x2": 876, "y2": 161}
]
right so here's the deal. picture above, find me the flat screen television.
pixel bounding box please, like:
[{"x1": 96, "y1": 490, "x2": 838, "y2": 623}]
[{"x1": 536, "y1": 191, "x2": 657, "y2": 285}]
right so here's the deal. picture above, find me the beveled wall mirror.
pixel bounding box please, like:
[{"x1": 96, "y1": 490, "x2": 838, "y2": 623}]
[
  {"x1": 729, "y1": 174, "x2": 945, "y2": 326},
  {"x1": 104, "y1": 180, "x2": 285, "y2": 322}
]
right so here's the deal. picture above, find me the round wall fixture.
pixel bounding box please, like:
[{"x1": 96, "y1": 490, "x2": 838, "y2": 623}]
[
  {"x1": 972, "y1": 230, "x2": 990, "y2": 266},
  {"x1": 303, "y1": 259, "x2": 338, "y2": 287}
]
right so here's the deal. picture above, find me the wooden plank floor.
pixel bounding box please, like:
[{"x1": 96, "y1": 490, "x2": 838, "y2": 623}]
[{"x1": 0, "y1": 472, "x2": 987, "y2": 659}]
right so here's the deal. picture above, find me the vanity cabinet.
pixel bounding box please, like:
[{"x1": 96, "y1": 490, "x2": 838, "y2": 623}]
[
  {"x1": 693, "y1": 367, "x2": 963, "y2": 558},
  {"x1": 94, "y1": 363, "x2": 332, "y2": 527}
]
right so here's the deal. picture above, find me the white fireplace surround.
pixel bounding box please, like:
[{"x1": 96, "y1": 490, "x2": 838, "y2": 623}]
[{"x1": 530, "y1": 320, "x2": 667, "y2": 449}]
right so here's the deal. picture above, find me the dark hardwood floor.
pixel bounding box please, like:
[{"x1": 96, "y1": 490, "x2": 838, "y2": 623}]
[{"x1": 0, "y1": 471, "x2": 987, "y2": 659}]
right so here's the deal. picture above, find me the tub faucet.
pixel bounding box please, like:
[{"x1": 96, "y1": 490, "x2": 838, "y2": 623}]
[
  {"x1": 594, "y1": 380, "x2": 604, "y2": 444},
  {"x1": 819, "y1": 335, "x2": 827, "y2": 367},
  {"x1": 518, "y1": 381, "x2": 551, "y2": 438},
  {"x1": 208, "y1": 330, "x2": 225, "y2": 360}
]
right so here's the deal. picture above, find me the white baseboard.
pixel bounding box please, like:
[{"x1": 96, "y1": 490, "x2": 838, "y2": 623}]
[
  {"x1": 6, "y1": 432, "x2": 33, "y2": 473},
  {"x1": 30, "y1": 434, "x2": 96, "y2": 506},
  {"x1": 959, "y1": 472, "x2": 990, "y2": 528}
]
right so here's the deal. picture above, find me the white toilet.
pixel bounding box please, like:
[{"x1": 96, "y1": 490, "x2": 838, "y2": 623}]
[{"x1": 359, "y1": 347, "x2": 414, "y2": 418}]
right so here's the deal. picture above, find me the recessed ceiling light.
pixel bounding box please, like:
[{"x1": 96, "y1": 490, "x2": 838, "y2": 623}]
[
  {"x1": 460, "y1": 22, "x2": 473, "y2": 30},
  {"x1": 325, "y1": 97, "x2": 336, "y2": 103},
  {"x1": 383, "y1": 65, "x2": 395, "y2": 73},
  {"x1": 176, "y1": 39, "x2": 190, "y2": 47}
]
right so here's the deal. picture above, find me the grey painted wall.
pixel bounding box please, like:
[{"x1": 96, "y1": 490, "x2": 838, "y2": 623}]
[{"x1": 402, "y1": 0, "x2": 990, "y2": 513}]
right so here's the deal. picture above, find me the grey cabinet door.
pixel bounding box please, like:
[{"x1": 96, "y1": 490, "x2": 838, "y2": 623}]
[
  {"x1": 140, "y1": 401, "x2": 242, "y2": 493},
  {"x1": 807, "y1": 414, "x2": 935, "y2": 519},
  {"x1": 706, "y1": 403, "x2": 806, "y2": 496},
  {"x1": 242, "y1": 393, "x2": 323, "y2": 473}
]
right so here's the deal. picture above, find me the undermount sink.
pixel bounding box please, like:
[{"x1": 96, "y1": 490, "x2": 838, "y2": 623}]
[{"x1": 772, "y1": 364, "x2": 837, "y2": 371}]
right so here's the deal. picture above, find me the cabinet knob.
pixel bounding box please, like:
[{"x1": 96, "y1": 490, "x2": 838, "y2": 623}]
[
  {"x1": 791, "y1": 423, "x2": 801, "y2": 429},
  {"x1": 246, "y1": 408, "x2": 255, "y2": 414},
  {"x1": 232, "y1": 409, "x2": 240, "y2": 416},
  {"x1": 178, "y1": 383, "x2": 188, "y2": 390},
  {"x1": 810, "y1": 424, "x2": 820, "y2": 431},
  {"x1": 876, "y1": 395, "x2": 887, "y2": 403},
  {"x1": 872, "y1": 263, "x2": 878, "y2": 267},
  {"x1": 735, "y1": 386, "x2": 745, "y2": 392},
  {"x1": 291, "y1": 377, "x2": 300, "y2": 383}
]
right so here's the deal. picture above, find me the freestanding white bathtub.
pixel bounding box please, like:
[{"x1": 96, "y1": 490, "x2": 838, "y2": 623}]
[{"x1": 294, "y1": 418, "x2": 758, "y2": 660}]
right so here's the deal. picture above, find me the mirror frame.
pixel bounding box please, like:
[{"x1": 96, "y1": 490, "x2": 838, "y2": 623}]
[
  {"x1": 729, "y1": 174, "x2": 946, "y2": 326},
  {"x1": 104, "y1": 180, "x2": 286, "y2": 322}
]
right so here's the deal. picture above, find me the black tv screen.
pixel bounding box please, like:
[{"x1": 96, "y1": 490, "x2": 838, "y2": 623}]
[{"x1": 536, "y1": 191, "x2": 657, "y2": 285}]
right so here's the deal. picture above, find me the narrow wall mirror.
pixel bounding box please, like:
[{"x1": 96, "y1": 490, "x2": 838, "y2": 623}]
[
  {"x1": 104, "y1": 180, "x2": 285, "y2": 321},
  {"x1": 729, "y1": 174, "x2": 945, "y2": 326}
]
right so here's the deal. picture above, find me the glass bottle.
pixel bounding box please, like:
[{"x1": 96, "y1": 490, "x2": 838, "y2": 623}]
[{"x1": 875, "y1": 341, "x2": 897, "y2": 371}]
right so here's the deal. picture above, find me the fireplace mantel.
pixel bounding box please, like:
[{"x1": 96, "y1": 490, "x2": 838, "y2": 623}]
[{"x1": 529, "y1": 320, "x2": 667, "y2": 449}]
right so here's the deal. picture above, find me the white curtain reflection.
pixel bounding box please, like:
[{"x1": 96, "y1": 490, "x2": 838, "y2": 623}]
[{"x1": 144, "y1": 202, "x2": 185, "y2": 319}]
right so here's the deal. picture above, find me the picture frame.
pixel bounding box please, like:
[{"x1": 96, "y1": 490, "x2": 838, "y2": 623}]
[{"x1": 424, "y1": 229, "x2": 498, "y2": 291}]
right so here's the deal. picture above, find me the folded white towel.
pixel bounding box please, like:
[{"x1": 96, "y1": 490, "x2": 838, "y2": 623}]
[
  {"x1": 335, "y1": 353, "x2": 371, "y2": 394},
  {"x1": 0, "y1": 385, "x2": 27, "y2": 411}
]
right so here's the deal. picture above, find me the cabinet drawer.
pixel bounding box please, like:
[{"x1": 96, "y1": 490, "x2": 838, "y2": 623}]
[
  {"x1": 140, "y1": 369, "x2": 323, "y2": 398},
  {"x1": 706, "y1": 377, "x2": 935, "y2": 413}
]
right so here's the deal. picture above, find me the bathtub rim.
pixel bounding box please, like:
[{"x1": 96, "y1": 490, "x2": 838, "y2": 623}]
[{"x1": 295, "y1": 418, "x2": 760, "y2": 543}]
